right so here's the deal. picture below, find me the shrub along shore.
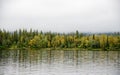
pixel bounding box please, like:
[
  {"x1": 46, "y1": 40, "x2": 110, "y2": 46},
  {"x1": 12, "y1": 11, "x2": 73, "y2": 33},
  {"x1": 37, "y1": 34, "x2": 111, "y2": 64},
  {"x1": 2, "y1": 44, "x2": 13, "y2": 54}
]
[{"x1": 0, "y1": 29, "x2": 120, "y2": 50}]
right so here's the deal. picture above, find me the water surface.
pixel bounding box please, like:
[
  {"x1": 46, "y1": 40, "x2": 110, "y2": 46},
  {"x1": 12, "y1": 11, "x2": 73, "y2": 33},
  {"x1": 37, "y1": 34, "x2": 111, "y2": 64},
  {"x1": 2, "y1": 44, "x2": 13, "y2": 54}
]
[{"x1": 0, "y1": 50, "x2": 120, "y2": 75}]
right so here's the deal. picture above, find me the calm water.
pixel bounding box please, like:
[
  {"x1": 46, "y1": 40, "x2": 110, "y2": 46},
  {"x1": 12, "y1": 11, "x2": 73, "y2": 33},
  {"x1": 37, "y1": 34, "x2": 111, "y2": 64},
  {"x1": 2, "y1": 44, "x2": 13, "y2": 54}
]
[{"x1": 0, "y1": 50, "x2": 120, "y2": 75}]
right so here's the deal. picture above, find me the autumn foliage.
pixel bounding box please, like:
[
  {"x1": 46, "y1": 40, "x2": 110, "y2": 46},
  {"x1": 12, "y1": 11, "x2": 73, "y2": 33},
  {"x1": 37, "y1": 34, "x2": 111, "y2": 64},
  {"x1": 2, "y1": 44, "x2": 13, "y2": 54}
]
[{"x1": 0, "y1": 29, "x2": 120, "y2": 50}]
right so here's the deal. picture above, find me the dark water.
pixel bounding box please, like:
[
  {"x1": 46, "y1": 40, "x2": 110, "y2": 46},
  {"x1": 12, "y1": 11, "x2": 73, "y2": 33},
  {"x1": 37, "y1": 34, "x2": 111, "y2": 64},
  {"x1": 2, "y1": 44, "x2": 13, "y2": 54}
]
[{"x1": 0, "y1": 50, "x2": 120, "y2": 75}]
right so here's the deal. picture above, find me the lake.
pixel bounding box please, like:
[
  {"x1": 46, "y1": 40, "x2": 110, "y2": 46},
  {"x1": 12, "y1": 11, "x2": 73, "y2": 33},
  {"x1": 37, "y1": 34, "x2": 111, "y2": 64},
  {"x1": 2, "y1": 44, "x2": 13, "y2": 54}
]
[{"x1": 0, "y1": 50, "x2": 120, "y2": 75}]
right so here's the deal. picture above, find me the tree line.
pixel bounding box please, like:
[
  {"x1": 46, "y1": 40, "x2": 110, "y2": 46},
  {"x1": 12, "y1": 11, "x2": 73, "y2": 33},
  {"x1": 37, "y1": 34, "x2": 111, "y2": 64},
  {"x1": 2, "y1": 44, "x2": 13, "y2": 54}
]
[{"x1": 0, "y1": 29, "x2": 120, "y2": 50}]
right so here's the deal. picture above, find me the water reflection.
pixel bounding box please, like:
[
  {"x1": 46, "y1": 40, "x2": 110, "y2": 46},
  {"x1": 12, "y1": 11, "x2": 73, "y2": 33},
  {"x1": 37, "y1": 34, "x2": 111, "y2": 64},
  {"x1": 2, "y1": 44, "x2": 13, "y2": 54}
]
[{"x1": 0, "y1": 50, "x2": 120, "y2": 75}]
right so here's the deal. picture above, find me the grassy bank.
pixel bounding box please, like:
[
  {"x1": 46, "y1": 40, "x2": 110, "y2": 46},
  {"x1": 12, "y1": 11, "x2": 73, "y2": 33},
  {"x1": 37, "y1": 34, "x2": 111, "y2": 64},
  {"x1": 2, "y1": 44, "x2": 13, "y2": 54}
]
[{"x1": 5, "y1": 47, "x2": 120, "y2": 51}]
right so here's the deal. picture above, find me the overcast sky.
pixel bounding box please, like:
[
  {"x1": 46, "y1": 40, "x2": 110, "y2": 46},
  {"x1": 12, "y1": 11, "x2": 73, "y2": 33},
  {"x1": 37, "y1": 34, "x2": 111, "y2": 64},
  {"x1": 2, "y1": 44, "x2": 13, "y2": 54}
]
[{"x1": 0, "y1": 0, "x2": 120, "y2": 32}]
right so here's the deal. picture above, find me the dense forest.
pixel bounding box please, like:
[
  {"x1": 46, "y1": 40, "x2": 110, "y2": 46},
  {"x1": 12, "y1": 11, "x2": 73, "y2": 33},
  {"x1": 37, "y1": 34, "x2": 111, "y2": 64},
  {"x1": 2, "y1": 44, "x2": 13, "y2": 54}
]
[{"x1": 0, "y1": 29, "x2": 120, "y2": 50}]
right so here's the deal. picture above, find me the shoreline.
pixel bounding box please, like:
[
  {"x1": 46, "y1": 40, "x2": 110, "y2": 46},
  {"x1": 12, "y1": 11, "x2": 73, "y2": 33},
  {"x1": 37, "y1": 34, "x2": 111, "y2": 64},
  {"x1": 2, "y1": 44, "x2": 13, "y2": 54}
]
[{"x1": 2, "y1": 47, "x2": 120, "y2": 51}]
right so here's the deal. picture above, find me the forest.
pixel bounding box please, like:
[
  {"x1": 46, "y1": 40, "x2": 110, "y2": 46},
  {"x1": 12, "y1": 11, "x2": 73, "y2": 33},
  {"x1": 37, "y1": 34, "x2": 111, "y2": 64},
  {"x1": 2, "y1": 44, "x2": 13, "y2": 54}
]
[{"x1": 0, "y1": 29, "x2": 120, "y2": 50}]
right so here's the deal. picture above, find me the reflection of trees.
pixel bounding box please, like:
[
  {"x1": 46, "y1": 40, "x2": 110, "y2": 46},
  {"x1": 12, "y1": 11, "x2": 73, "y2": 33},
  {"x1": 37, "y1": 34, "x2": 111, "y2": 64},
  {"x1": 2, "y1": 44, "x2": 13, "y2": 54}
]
[
  {"x1": 0, "y1": 49, "x2": 120, "y2": 74},
  {"x1": 118, "y1": 51, "x2": 120, "y2": 67},
  {"x1": 47, "y1": 50, "x2": 51, "y2": 64},
  {"x1": 0, "y1": 50, "x2": 3, "y2": 61},
  {"x1": 74, "y1": 50, "x2": 78, "y2": 66}
]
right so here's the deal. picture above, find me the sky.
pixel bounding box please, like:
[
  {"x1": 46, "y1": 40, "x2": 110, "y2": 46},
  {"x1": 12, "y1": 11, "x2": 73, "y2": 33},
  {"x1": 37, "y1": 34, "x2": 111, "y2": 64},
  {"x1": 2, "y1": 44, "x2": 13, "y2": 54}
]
[{"x1": 0, "y1": 0, "x2": 120, "y2": 33}]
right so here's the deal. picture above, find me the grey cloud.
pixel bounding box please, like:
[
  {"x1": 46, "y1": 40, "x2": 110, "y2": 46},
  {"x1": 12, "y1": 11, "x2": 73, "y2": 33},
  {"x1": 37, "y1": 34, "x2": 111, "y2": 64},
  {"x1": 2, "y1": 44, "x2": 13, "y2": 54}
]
[{"x1": 0, "y1": 0, "x2": 120, "y2": 32}]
